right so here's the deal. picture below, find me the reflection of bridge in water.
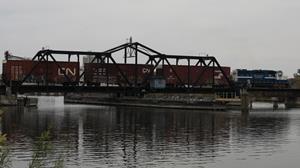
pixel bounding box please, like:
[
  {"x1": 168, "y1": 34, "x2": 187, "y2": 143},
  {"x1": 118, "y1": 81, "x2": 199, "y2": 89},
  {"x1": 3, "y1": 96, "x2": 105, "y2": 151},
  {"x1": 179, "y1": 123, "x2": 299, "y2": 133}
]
[{"x1": 0, "y1": 105, "x2": 292, "y2": 167}]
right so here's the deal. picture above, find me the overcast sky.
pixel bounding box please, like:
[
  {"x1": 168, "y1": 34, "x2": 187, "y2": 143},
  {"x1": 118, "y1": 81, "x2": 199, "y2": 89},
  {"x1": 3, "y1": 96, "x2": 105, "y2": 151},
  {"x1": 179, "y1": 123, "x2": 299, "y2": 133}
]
[{"x1": 1, "y1": 0, "x2": 300, "y2": 77}]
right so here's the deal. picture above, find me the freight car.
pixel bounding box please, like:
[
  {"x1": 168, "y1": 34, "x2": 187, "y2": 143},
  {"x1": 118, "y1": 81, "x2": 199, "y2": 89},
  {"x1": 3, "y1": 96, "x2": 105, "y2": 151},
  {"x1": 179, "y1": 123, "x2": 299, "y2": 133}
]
[
  {"x1": 84, "y1": 63, "x2": 153, "y2": 86},
  {"x1": 2, "y1": 60, "x2": 79, "y2": 85},
  {"x1": 84, "y1": 63, "x2": 231, "y2": 88},
  {"x1": 232, "y1": 69, "x2": 289, "y2": 88},
  {"x1": 158, "y1": 65, "x2": 231, "y2": 87}
]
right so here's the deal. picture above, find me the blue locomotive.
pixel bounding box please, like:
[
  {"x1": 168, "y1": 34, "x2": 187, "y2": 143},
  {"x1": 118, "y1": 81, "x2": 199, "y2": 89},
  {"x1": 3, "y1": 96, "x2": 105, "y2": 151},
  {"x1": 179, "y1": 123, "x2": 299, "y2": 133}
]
[{"x1": 232, "y1": 69, "x2": 289, "y2": 88}]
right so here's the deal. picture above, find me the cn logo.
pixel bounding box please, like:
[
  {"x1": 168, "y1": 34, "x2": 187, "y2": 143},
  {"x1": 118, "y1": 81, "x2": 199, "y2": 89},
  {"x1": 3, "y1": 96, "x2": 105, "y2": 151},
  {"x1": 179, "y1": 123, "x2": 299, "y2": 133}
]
[{"x1": 58, "y1": 68, "x2": 76, "y2": 76}]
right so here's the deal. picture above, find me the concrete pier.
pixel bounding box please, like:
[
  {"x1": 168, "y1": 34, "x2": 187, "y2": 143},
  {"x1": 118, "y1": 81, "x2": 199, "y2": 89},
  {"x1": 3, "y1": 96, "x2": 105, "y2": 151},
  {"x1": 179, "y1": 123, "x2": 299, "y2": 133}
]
[
  {"x1": 240, "y1": 89, "x2": 250, "y2": 114},
  {"x1": 273, "y1": 101, "x2": 279, "y2": 110}
]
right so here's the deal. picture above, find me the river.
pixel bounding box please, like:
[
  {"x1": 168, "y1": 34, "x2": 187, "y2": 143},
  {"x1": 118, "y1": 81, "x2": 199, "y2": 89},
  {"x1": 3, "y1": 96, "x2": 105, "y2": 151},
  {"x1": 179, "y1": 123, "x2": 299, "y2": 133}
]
[{"x1": 1, "y1": 96, "x2": 300, "y2": 168}]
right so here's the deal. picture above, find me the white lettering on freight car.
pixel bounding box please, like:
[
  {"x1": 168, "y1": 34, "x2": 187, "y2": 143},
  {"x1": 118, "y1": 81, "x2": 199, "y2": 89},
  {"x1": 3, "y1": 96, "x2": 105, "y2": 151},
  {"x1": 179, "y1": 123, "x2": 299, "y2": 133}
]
[
  {"x1": 92, "y1": 68, "x2": 106, "y2": 75},
  {"x1": 58, "y1": 68, "x2": 76, "y2": 76},
  {"x1": 214, "y1": 70, "x2": 223, "y2": 79},
  {"x1": 142, "y1": 68, "x2": 150, "y2": 74}
]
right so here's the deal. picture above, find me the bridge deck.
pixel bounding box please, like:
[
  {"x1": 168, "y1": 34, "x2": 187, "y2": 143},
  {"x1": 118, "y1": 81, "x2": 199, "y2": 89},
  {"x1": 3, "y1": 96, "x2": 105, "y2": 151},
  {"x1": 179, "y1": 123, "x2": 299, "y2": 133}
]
[
  {"x1": 1, "y1": 84, "x2": 300, "y2": 99},
  {"x1": 1, "y1": 85, "x2": 235, "y2": 94}
]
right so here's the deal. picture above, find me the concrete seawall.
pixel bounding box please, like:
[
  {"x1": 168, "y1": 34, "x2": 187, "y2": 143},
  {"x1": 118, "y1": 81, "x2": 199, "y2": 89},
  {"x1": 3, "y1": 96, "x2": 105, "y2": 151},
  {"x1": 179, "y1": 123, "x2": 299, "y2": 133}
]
[
  {"x1": 64, "y1": 93, "x2": 229, "y2": 111},
  {"x1": 0, "y1": 95, "x2": 38, "y2": 107},
  {"x1": 64, "y1": 92, "x2": 300, "y2": 111},
  {"x1": 0, "y1": 95, "x2": 17, "y2": 106}
]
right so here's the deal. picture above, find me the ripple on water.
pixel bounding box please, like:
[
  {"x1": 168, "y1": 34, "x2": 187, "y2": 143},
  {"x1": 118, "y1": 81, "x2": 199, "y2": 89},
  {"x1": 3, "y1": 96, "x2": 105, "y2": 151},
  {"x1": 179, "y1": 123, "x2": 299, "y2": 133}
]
[{"x1": 2, "y1": 101, "x2": 300, "y2": 168}]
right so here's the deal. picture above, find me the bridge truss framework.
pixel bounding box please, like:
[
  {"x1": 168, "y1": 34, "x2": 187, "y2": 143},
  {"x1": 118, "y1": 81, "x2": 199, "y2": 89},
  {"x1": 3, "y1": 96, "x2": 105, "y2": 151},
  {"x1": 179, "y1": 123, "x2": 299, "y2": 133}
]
[{"x1": 7, "y1": 42, "x2": 234, "y2": 93}]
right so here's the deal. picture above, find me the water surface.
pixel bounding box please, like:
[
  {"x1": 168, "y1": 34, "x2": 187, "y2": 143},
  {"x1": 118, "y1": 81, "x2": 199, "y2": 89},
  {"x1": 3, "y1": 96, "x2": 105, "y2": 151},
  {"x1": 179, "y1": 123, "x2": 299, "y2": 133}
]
[{"x1": 1, "y1": 96, "x2": 300, "y2": 168}]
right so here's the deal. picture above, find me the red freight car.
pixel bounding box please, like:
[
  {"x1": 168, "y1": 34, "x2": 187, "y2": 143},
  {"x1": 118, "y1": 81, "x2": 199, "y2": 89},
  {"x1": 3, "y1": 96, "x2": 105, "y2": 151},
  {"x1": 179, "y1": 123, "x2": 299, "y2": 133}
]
[
  {"x1": 84, "y1": 63, "x2": 153, "y2": 86},
  {"x1": 2, "y1": 60, "x2": 79, "y2": 84},
  {"x1": 160, "y1": 65, "x2": 230, "y2": 87}
]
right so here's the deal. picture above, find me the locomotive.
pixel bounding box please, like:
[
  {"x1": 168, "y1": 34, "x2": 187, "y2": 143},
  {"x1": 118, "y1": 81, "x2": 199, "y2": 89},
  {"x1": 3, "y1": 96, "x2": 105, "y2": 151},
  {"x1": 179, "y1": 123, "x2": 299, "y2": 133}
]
[{"x1": 232, "y1": 69, "x2": 289, "y2": 88}]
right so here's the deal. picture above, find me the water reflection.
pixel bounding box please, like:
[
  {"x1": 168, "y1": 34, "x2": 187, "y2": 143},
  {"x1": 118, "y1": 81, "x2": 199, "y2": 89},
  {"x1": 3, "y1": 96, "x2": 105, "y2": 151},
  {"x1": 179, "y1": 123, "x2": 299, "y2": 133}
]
[{"x1": 0, "y1": 97, "x2": 298, "y2": 168}]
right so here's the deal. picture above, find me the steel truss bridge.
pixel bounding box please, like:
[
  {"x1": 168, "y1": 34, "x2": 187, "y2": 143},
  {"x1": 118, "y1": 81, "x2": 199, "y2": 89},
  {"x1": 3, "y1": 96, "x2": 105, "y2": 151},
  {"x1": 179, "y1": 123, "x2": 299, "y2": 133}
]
[
  {"x1": 2, "y1": 41, "x2": 300, "y2": 102},
  {"x1": 1, "y1": 41, "x2": 235, "y2": 94}
]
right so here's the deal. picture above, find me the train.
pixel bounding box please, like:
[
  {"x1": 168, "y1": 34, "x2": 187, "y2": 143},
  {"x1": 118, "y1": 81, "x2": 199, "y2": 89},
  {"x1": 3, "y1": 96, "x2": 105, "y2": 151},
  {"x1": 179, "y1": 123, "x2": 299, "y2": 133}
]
[
  {"x1": 1, "y1": 59, "x2": 290, "y2": 89},
  {"x1": 232, "y1": 69, "x2": 289, "y2": 88},
  {"x1": 2, "y1": 59, "x2": 231, "y2": 88}
]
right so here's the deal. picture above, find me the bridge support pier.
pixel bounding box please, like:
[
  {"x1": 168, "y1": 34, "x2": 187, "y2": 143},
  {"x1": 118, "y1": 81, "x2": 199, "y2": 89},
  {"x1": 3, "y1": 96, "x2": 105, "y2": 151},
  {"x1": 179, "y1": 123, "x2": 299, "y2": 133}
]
[
  {"x1": 240, "y1": 89, "x2": 250, "y2": 114},
  {"x1": 6, "y1": 86, "x2": 12, "y2": 96},
  {"x1": 273, "y1": 101, "x2": 279, "y2": 110},
  {"x1": 249, "y1": 100, "x2": 253, "y2": 110}
]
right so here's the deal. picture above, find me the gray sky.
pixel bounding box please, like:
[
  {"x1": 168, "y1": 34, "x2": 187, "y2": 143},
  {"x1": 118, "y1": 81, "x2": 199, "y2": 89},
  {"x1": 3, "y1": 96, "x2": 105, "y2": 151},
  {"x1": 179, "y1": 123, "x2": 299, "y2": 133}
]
[{"x1": 1, "y1": 0, "x2": 300, "y2": 77}]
